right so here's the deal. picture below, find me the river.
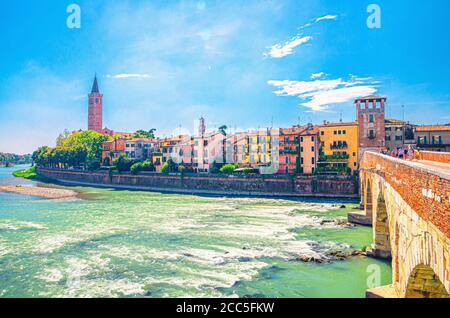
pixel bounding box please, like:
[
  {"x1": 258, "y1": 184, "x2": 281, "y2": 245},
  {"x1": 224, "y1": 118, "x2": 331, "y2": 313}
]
[{"x1": 0, "y1": 165, "x2": 391, "y2": 298}]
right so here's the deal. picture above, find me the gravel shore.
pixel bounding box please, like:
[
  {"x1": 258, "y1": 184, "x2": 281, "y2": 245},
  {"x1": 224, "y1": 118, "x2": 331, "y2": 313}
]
[{"x1": 0, "y1": 185, "x2": 77, "y2": 199}]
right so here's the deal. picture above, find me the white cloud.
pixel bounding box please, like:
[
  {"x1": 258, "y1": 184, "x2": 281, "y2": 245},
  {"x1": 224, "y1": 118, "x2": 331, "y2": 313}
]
[
  {"x1": 106, "y1": 73, "x2": 151, "y2": 79},
  {"x1": 265, "y1": 35, "x2": 312, "y2": 58},
  {"x1": 268, "y1": 76, "x2": 378, "y2": 112},
  {"x1": 314, "y1": 15, "x2": 338, "y2": 23},
  {"x1": 310, "y1": 72, "x2": 325, "y2": 79}
]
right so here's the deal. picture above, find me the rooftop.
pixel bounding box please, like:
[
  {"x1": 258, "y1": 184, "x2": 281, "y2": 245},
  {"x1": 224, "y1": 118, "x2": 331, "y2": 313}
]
[
  {"x1": 319, "y1": 121, "x2": 358, "y2": 128},
  {"x1": 416, "y1": 125, "x2": 450, "y2": 132}
]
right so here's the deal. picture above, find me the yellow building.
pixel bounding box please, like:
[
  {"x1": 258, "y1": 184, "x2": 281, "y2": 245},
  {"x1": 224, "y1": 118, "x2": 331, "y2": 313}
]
[
  {"x1": 242, "y1": 129, "x2": 279, "y2": 173},
  {"x1": 318, "y1": 122, "x2": 359, "y2": 174}
]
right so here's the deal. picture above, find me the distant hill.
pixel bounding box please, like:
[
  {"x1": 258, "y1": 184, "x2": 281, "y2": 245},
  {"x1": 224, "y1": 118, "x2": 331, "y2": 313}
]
[{"x1": 0, "y1": 152, "x2": 32, "y2": 165}]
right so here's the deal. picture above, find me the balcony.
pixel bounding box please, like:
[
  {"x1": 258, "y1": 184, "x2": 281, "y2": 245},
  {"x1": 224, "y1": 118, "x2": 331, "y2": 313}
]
[{"x1": 330, "y1": 142, "x2": 348, "y2": 150}]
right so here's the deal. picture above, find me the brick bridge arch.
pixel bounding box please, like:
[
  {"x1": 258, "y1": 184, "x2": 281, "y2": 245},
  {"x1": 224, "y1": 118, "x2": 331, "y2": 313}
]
[{"x1": 355, "y1": 152, "x2": 450, "y2": 298}]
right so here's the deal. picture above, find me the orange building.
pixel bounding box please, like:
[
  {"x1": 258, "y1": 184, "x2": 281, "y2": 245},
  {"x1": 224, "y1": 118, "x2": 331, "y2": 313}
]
[
  {"x1": 101, "y1": 139, "x2": 125, "y2": 166},
  {"x1": 278, "y1": 125, "x2": 319, "y2": 174}
]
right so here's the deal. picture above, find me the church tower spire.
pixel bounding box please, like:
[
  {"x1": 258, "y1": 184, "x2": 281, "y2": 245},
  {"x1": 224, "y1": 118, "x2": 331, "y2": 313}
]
[{"x1": 88, "y1": 74, "x2": 103, "y2": 133}]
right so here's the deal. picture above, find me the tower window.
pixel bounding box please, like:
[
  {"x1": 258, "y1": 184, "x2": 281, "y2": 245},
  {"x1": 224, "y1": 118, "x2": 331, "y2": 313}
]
[{"x1": 369, "y1": 115, "x2": 374, "y2": 123}]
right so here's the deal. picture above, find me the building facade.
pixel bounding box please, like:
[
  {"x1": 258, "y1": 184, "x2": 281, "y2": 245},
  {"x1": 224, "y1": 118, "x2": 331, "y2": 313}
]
[
  {"x1": 101, "y1": 139, "x2": 125, "y2": 166},
  {"x1": 278, "y1": 125, "x2": 318, "y2": 174},
  {"x1": 416, "y1": 125, "x2": 450, "y2": 152},
  {"x1": 318, "y1": 121, "x2": 359, "y2": 174},
  {"x1": 193, "y1": 132, "x2": 226, "y2": 172},
  {"x1": 384, "y1": 119, "x2": 416, "y2": 151}
]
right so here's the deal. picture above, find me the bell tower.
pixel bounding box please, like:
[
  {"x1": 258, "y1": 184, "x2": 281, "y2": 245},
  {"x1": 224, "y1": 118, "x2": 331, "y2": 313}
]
[{"x1": 88, "y1": 75, "x2": 103, "y2": 133}]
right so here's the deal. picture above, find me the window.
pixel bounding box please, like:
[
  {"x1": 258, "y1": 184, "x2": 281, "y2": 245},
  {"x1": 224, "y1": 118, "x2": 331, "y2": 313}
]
[
  {"x1": 369, "y1": 115, "x2": 374, "y2": 123},
  {"x1": 395, "y1": 136, "x2": 403, "y2": 141},
  {"x1": 353, "y1": 152, "x2": 356, "y2": 157},
  {"x1": 300, "y1": 146, "x2": 304, "y2": 152},
  {"x1": 342, "y1": 130, "x2": 346, "y2": 135},
  {"x1": 432, "y1": 136, "x2": 436, "y2": 144},
  {"x1": 438, "y1": 136, "x2": 443, "y2": 144},
  {"x1": 385, "y1": 136, "x2": 391, "y2": 141},
  {"x1": 333, "y1": 131, "x2": 337, "y2": 135},
  {"x1": 386, "y1": 127, "x2": 392, "y2": 131},
  {"x1": 320, "y1": 131, "x2": 324, "y2": 136},
  {"x1": 311, "y1": 136, "x2": 315, "y2": 141},
  {"x1": 368, "y1": 130, "x2": 375, "y2": 139},
  {"x1": 300, "y1": 157, "x2": 304, "y2": 164},
  {"x1": 311, "y1": 146, "x2": 315, "y2": 152},
  {"x1": 285, "y1": 157, "x2": 289, "y2": 164},
  {"x1": 311, "y1": 157, "x2": 315, "y2": 164},
  {"x1": 301, "y1": 137, "x2": 304, "y2": 142},
  {"x1": 338, "y1": 130, "x2": 342, "y2": 135}
]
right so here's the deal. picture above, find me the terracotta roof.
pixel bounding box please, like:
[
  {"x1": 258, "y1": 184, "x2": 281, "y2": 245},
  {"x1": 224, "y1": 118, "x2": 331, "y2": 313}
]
[
  {"x1": 355, "y1": 95, "x2": 386, "y2": 101},
  {"x1": 319, "y1": 121, "x2": 358, "y2": 128},
  {"x1": 416, "y1": 125, "x2": 450, "y2": 132}
]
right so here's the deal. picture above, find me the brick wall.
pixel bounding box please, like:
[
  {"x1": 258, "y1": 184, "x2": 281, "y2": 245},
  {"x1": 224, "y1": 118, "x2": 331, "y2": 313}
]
[
  {"x1": 361, "y1": 152, "x2": 450, "y2": 237},
  {"x1": 37, "y1": 168, "x2": 358, "y2": 198},
  {"x1": 419, "y1": 151, "x2": 450, "y2": 164}
]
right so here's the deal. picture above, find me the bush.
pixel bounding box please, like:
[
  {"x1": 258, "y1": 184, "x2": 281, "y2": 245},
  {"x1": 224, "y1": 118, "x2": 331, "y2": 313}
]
[
  {"x1": 161, "y1": 158, "x2": 177, "y2": 174},
  {"x1": 130, "y1": 162, "x2": 144, "y2": 175},
  {"x1": 178, "y1": 165, "x2": 186, "y2": 173},
  {"x1": 142, "y1": 159, "x2": 155, "y2": 172},
  {"x1": 87, "y1": 160, "x2": 101, "y2": 171},
  {"x1": 220, "y1": 164, "x2": 236, "y2": 174},
  {"x1": 113, "y1": 154, "x2": 133, "y2": 173},
  {"x1": 242, "y1": 167, "x2": 254, "y2": 174}
]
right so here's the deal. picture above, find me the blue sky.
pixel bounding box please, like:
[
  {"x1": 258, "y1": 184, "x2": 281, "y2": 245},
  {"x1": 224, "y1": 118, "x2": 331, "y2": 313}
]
[{"x1": 1, "y1": 0, "x2": 449, "y2": 154}]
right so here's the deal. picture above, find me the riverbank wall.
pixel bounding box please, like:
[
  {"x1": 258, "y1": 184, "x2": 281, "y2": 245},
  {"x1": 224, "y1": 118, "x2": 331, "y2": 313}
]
[{"x1": 37, "y1": 168, "x2": 359, "y2": 198}]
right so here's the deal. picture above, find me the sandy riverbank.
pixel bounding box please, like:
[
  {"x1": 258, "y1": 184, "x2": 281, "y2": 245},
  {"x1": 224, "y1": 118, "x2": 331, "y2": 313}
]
[{"x1": 0, "y1": 185, "x2": 78, "y2": 199}]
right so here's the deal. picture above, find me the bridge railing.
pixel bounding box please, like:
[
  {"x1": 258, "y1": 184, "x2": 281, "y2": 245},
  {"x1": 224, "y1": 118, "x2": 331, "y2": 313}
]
[
  {"x1": 360, "y1": 151, "x2": 450, "y2": 238},
  {"x1": 418, "y1": 150, "x2": 450, "y2": 164}
]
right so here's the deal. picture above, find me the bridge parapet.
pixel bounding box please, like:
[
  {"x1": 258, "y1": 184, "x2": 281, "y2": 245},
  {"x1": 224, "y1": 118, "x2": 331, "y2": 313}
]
[
  {"x1": 418, "y1": 150, "x2": 450, "y2": 164},
  {"x1": 360, "y1": 152, "x2": 449, "y2": 237},
  {"x1": 356, "y1": 151, "x2": 450, "y2": 298}
]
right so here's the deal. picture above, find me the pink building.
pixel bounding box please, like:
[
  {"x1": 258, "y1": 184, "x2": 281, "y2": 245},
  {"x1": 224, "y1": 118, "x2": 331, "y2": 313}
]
[
  {"x1": 193, "y1": 132, "x2": 226, "y2": 172},
  {"x1": 88, "y1": 75, "x2": 103, "y2": 133}
]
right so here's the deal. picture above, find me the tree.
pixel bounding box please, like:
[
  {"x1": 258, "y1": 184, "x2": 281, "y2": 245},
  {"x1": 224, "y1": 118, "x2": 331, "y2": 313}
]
[
  {"x1": 134, "y1": 129, "x2": 156, "y2": 139},
  {"x1": 218, "y1": 125, "x2": 228, "y2": 136},
  {"x1": 142, "y1": 159, "x2": 155, "y2": 172},
  {"x1": 220, "y1": 163, "x2": 236, "y2": 174},
  {"x1": 161, "y1": 157, "x2": 177, "y2": 174},
  {"x1": 113, "y1": 154, "x2": 133, "y2": 173},
  {"x1": 130, "y1": 162, "x2": 144, "y2": 175}
]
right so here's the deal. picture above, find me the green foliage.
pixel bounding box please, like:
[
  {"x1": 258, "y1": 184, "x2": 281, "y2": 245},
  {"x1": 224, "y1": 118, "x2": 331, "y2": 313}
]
[
  {"x1": 178, "y1": 165, "x2": 186, "y2": 173},
  {"x1": 113, "y1": 154, "x2": 134, "y2": 173},
  {"x1": 161, "y1": 158, "x2": 177, "y2": 174},
  {"x1": 12, "y1": 166, "x2": 37, "y2": 179},
  {"x1": 0, "y1": 152, "x2": 32, "y2": 165},
  {"x1": 134, "y1": 129, "x2": 156, "y2": 139},
  {"x1": 220, "y1": 164, "x2": 236, "y2": 174},
  {"x1": 32, "y1": 130, "x2": 110, "y2": 170},
  {"x1": 242, "y1": 167, "x2": 254, "y2": 174},
  {"x1": 142, "y1": 159, "x2": 155, "y2": 172},
  {"x1": 218, "y1": 125, "x2": 228, "y2": 136},
  {"x1": 130, "y1": 162, "x2": 144, "y2": 175}
]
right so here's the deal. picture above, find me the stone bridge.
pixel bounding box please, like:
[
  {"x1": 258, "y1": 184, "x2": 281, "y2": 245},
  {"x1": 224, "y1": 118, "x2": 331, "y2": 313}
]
[{"x1": 349, "y1": 151, "x2": 450, "y2": 298}]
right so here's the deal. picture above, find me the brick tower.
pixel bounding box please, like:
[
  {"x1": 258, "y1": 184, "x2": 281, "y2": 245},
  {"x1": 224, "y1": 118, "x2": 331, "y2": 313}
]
[
  {"x1": 356, "y1": 96, "x2": 386, "y2": 159},
  {"x1": 88, "y1": 75, "x2": 103, "y2": 133}
]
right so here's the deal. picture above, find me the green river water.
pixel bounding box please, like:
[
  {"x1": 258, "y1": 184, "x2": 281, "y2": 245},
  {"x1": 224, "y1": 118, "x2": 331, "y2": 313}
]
[{"x1": 0, "y1": 165, "x2": 391, "y2": 298}]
